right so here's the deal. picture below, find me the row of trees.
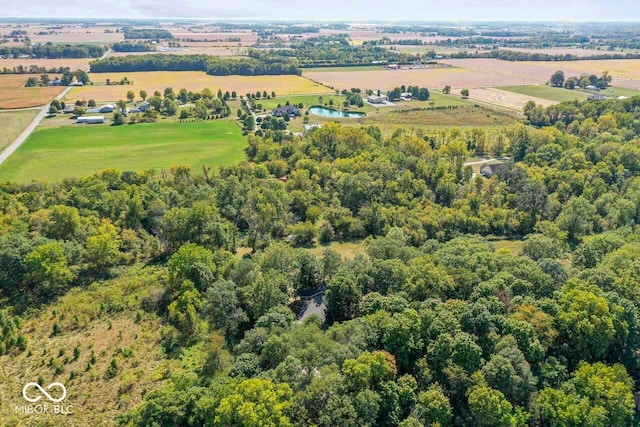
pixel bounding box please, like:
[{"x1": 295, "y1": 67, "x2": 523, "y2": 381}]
[
  {"x1": 89, "y1": 54, "x2": 301, "y2": 76},
  {"x1": 0, "y1": 43, "x2": 106, "y2": 59},
  {"x1": 549, "y1": 70, "x2": 612, "y2": 89}
]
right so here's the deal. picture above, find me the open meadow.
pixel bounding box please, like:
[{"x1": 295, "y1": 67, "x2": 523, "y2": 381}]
[
  {"x1": 0, "y1": 120, "x2": 246, "y2": 183},
  {"x1": 499, "y1": 85, "x2": 590, "y2": 102},
  {"x1": 0, "y1": 109, "x2": 39, "y2": 151},
  {"x1": 67, "y1": 72, "x2": 332, "y2": 103},
  {"x1": 0, "y1": 74, "x2": 64, "y2": 108}
]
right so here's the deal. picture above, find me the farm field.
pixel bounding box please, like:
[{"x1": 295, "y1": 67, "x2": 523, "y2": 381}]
[
  {"x1": 26, "y1": 25, "x2": 124, "y2": 43},
  {"x1": 441, "y1": 58, "x2": 640, "y2": 89},
  {"x1": 0, "y1": 57, "x2": 91, "y2": 71},
  {"x1": 0, "y1": 120, "x2": 246, "y2": 183},
  {"x1": 0, "y1": 109, "x2": 39, "y2": 151},
  {"x1": 67, "y1": 72, "x2": 332, "y2": 103},
  {"x1": 106, "y1": 46, "x2": 246, "y2": 57},
  {"x1": 255, "y1": 94, "x2": 346, "y2": 111},
  {"x1": 304, "y1": 66, "x2": 526, "y2": 93},
  {"x1": 468, "y1": 88, "x2": 555, "y2": 111},
  {"x1": 0, "y1": 74, "x2": 64, "y2": 108},
  {"x1": 499, "y1": 85, "x2": 590, "y2": 102}
]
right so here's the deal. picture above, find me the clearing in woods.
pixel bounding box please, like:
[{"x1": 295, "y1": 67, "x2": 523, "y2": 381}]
[
  {"x1": 0, "y1": 120, "x2": 246, "y2": 183},
  {"x1": 67, "y1": 72, "x2": 332, "y2": 102},
  {"x1": 0, "y1": 74, "x2": 65, "y2": 109}
]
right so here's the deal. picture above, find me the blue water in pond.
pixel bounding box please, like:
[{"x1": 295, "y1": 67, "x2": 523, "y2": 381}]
[{"x1": 309, "y1": 106, "x2": 365, "y2": 118}]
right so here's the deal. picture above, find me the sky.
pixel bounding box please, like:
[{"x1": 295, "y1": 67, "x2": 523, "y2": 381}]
[{"x1": 2, "y1": 0, "x2": 639, "y2": 21}]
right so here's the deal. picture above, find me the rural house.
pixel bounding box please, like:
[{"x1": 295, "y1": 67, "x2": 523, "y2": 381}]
[
  {"x1": 99, "y1": 104, "x2": 115, "y2": 113},
  {"x1": 272, "y1": 105, "x2": 300, "y2": 117},
  {"x1": 480, "y1": 160, "x2": 507, "y2": 178}
]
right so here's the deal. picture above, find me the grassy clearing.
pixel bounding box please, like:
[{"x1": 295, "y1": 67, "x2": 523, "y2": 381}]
[
  {"x1": 308, "y1": 240, "x2": 367, "y2": 260},
  {"x1": 499, "y1": 85, "x2": 590, "y2": 102},
  {"x1": 0, "y1": 265, "x2": 180, "y2": 426},
  {"x1": 587, "y1": 86, "x2": 640, "y2": 98},
  {"x1": 0, "y1": 109, "x2": 39, "y2": 151},
  {"x1": 68, "y1": 72, "x2": 332, "y2": 103},
  {"x1": 0, "y1": 120, "x2": 246, "y2": 183},
  {"x1": 255, "y1": 94, "x2": 346, "y2": 112},
  {"x1": 491, "y1": 239, "x2": 524, "y2": 255},
  {"x1": 0, "y1": 74, "x2": 64, "y2": 108}
]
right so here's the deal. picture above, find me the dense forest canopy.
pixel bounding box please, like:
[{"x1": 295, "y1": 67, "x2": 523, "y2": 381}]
[
  {"x1": 3, "y1": 92, "x2": 640, "y2": 425},
  {"x1": 0, "y1": 43, "x2": 107, "y2": 59}
]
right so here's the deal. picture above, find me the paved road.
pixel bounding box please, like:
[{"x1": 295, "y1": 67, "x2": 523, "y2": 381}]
[{"x1": 0, "y1": 86, "x2": 72, "y2": 166}]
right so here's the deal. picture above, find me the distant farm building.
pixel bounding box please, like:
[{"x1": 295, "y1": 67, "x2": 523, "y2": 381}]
[
  {"x1": 400, "y1": 92, "x2": 413, "y2": 101},
  {"x1": 48, "y1": 79, "x2": 61, "y2": 86},
  {"x1": 69, "y1": 81, "x2": 84, "y2": 87},
  {"x1": 585, "y1": 85, "x2": 599, "y2": 91},
  {"x1": 63, "y1": 105, "x2": 75, "y2": 114},
  {"x1": 367, "y1": 95, "x2": 388, "y2": 104},
  {"x1": 139, "y1": 102, "x2": 151, "y2": 112},
  {"x1": 587, "y1": 94, "x2": 606, "y2": 101},
  {"x1": 76, "y1": 116, "x2": 105, "y2": 124},
  {"x1": 387, "y1": 64, "x2": 400, "y2": 70},
  {"x1": 99, "y1": 104, "x2": 115, "y2": 113},
  {"x1": 272, "y1": 105, "x2": 300, "y2": 117}
]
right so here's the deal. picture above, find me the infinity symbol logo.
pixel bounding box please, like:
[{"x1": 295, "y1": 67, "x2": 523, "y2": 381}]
[{"x1": 22, "y1": 382, "x2": 67, "y2": 403}]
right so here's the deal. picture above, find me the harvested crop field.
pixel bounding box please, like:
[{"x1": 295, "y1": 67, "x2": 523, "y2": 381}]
[
  {"x1": 107, "y1": 46, "x2": 246, "y2": 57},
  {"x1": 0, "y1": 74, "x2": 64, "y2": 108},
  {"x1": 440, "y1": 58, "x2": 640, "y2": 89},
  {"x1": 26, "y1": 25, "x2": 124, "y2": 43},
  {"x1": 304, "y1": 66, "x2": 523, "y2": 92},
  {"x1": 0, "y1": 58, "x2": 91, "y2": 71},
  {"x1": 68, "y1": 72, "x2": 333, "y2": 102}
]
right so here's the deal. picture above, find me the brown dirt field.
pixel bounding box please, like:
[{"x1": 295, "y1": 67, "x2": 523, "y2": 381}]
[
  {"x1": 67, "y1": 72, "x2": 332, "y2": 102},
  {"x1": 26, "y1": 25, "x2": 124, "y2": 43},
  {"x1": 0, "y1": 58, "x2": 91, "y2": 71},
  {"x1": 304, "y1": 66, "x2": 525, "y2": 92},
  {"x1": 168, "y1": 30, "x2": 258, "y2": 45},
  {"x1": 107, "y1": 47, "x2": 245, "y2": 57},
  {"x1": 441, "y1": 58, "x2": 640, "y2": 89},
  {"x1": 0, "y1": 74, "x2": 64, "y2": 108}
]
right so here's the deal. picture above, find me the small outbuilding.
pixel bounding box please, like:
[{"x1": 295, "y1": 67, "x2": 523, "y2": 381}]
[
  {"x1": 98, "y1": 104, "x2": 115, "y2": 113},
  {"x1": 480, "y1": 160, "x2": 508, "y2": 178},
  {"x1": 76, "y1": 116, "x2": 105, "y2": 124},
  {"x1": 587, "y1": 94, "x2": 606, "y2": 101},
  {"x1": 63, "y1": 105, "x2": 75, "y2": 114}
]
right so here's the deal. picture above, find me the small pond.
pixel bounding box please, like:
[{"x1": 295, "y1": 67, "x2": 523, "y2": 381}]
[{"x1": 309, "y1": 106, "x2": 366, "y2": 118}]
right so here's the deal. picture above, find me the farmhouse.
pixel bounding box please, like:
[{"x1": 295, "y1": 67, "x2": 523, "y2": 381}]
[
  {"x1": 272, "y1": 105, "x2": 300, "y2": 117},
  {"x1": 99, "y1": 104, "x2": 115, "y2": 113},
  {"x1": 367, "y1": 95, "x2": 388, "y2": 104},
  {"x1": 585, "y1": 85, "x2": 599, "y2": 91},
  {"x1": 400, "y1": 92, "x2": 413, "y2": 101},
  {"x1": 48, "y1": 79, "x2": 61, "y2": 86},
  {"x1": 76, "y1": 116, "x2": 105, "y2": 124},
  {"x1": 480, "y1": 160, "x2": 507, "y2": 178}
]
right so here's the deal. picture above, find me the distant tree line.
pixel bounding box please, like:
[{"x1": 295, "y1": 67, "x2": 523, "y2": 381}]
[
  {"x1": 0, "y1": 43, "x2": 106, "y2": 59},
  {"x1": 1, "y1": 65, "x2": 71, "y2": 75},
  {"x1": 89, "y1": 54, "x2": 301, "y2": 76},
  {"x1": 112, "y1": 42, "x2": 156, "y2": 52},
  {"x1": 450, "y1": 49, "x2": 640, "y2": 62},
  {"x1": 123, "y1": 28, "x2": 173, "y2": 40}
]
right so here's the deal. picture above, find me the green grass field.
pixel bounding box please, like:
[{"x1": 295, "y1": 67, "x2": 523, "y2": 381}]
[
  {"x1": 0, "y1": 109, "x2": 39, "y2": 151},
  {"x1": 0, "y1": 120, "x2": 246, "y2": 183},
  {"x1": 585, "y1": 86, "x2": 640, "y2": 98},
  {"x1": 256, "y1": 94, "x2": 346, "y2": 111},
  {"x1": 499, "y1": 85, "x2": 590, "y2": 102}
]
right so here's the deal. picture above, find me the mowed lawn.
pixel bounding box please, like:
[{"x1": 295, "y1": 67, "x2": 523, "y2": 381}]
[
  {"x1": 499, "y1": 85, "x2": 589, "y2": 102},
  {"x1": 0, "y1": 121, "x2": 246, "y2": 183},
  {"x1": 0, "y1": 109, "x2": 39, "y2": 151},
  {"x1": 68, "y1": 72, "x2": 332, "y2": 103}
]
